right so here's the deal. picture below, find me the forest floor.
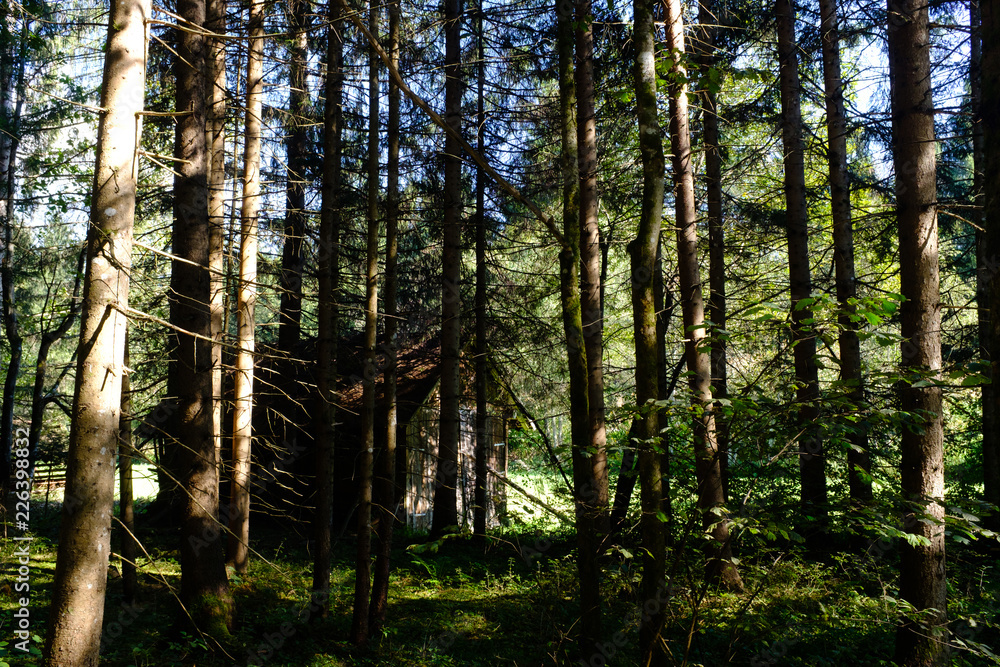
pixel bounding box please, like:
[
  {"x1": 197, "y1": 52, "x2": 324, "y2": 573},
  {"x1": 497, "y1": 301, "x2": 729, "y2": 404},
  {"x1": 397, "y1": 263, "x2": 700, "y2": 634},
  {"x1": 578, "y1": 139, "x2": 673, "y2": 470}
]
[{"x1": 2, "y1": 495, "x2": 999, "y2": 666}]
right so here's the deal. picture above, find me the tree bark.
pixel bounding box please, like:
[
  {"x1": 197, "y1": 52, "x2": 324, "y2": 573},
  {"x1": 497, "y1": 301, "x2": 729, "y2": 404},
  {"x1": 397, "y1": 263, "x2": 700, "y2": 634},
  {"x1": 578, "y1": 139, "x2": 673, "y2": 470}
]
[
  {"x1": 775, "y1": 0, "x2": 827, "y2": 539},
  {"x1": 473, "y1": 4, "x2": 489, "y2": 539},
  {"x1": 44, "y1": 0, "x2": 149, "y2": 661},
  {"x1": 819, "y1": 0, "x2": 872, "y2": 511},
  {"x1": 631, "y1": 0, "x2": 667, "y2": 660},
  {"x1": 120, "y1": 334, "x2": 137, "y2": 604},
  {"x1": 313, "y1": 0, "x2": 344, "y2": 617},
  {"x1": 558, "y1": 0, "x2": 601, "y2": 653},
  {"x1": 697, "y1": 0, "x2": 731, "y2": 505},
  {"x1": 279, "y1": 0, "x2": 309, "y2": 354},
  {"x1": 370, "y1": 0, "x2": 401, "y2": 634},
  {"x1": 668, "y1": 0, "x2": 742, "y2": 592},
  {"x1": 171, "y1": 0, "x2": 232, "y2": 635},
  {"x1": 228, "y1": 0, "x2": 264, "y2": 575},
  {"x1": 889, "y1": 0, "x2": 948, "y2": 659},
  {"x1": 975, "y1": 0, "x2": 999, "y2": 531},
  {"x1": 575, "y1": 0, "x2": 609, "y2": 537},
  {"x1": 431, "y1": 0, "x2": 463, "y2": 535},
  {"x1": 351, "y1": 0, "x2": 380, "y2": 644},
  {"x1": 0, "y1": 4, "x2": 24, "y2": 502},
  {"x1": 206, "y1": 0, "x2": 226, "y2": 494}
]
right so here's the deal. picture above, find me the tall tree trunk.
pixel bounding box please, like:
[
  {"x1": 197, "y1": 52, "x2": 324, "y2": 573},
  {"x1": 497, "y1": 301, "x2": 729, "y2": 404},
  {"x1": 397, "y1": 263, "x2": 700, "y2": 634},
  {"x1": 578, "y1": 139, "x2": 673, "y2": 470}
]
[
  {"x1": 775, "y1": 0, "x2": 827, "y2": 540},
  {"x1": 313, "y1": 0, "x2": 344, "y2": 618},
  {"x1": 668, "y1": 0, "x2": 742, "y2": 592},
  {"x1": 120, "y1": 334, "x2": 137, "y2": 604},
  {"x1": 431, "y1": 0, "x2": 463, "y2": 535},
  {"x1": 370, "y1": 0, "x2": 401, "y2": 633},
  {"x1": 351, "y1": 0, "x2": 380, "y2": 644},
  {"x1": 206, "y1": 0, "x2": 227, "y2": 492},
  {"x1": 229, "y1": 0, "x2": 264, "y2": 575},
  {"x1": 171, "y1": 0, "x2": 232, "y2": 635},
  {"x1": 473, "y1": 4, "x2": 489, "y2": 539},
  {"x1": 44, "y1": 0, "x2": 149, "y2": 661},
  {"x1": 575, "y1": 0, "x2": 609, "y2": 537},
  {"x1": 697, "y1": 0, "x2": 731, "y2": 505},
  {"x1": 631, "y1": 0, "x2": 667, "y2": 660},
  {"x1": 279, "y1": 0, "x2": 309, "y2": 354},
  {"x1": 0, "y1": 4, "x2": 24, "y2": 503},
  {"x1": 889, "y1": 0, "x2": 947, "y2": 659},
  {"x1": 819, "y1": 0, "x2": 872, "y2": 511},
  {"x1": 975, "y1": 0, "x2": 999, "y2": 530},
  {"x1": 558, "y1": 0, "x2": 601, "y2": 653}
]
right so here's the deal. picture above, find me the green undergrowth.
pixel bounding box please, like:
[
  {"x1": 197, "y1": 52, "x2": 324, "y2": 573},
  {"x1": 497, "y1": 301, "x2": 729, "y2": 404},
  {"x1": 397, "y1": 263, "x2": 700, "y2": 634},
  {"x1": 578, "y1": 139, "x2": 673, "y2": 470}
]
[{"x1": 1, "y1": 518, "x2": 998, "y2": 666}]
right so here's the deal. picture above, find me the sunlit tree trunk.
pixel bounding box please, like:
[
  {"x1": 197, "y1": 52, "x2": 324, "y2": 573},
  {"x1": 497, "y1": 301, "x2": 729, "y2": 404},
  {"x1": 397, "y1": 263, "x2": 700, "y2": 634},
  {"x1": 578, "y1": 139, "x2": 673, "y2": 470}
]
[
  {"x1": 473, "y1": 4, "x2": 489, "y2": 539},
  {"x1": 206, "y1": 0, "x2": 226, "y2": 488},
  {"x1": 697, "y1": 0, "x2": 731, "y2": 504},
  {"x1": 171, "y1": 0, "x2": 232, "y2": 634},
  {"x1": 313, "y1": 0, "x2": 344, "y2": 618},
  {"x1": 228, "y1": 0, "x2": 264, "y2": 575},
  {"x1": 889, "y1": 0, "x2": 948, "y2": 659},
  {"x1": 44, "y1": 0, "x2": 149, "y2": 661},
  {"x1": 775, "y1": 0, "x2": 827, "y2": 539},
  {"x1": 575, "y1": 0, "x2": 609, "y2": 536},
  {"x1": 432, "y1": 0, "x2": 463, "y2": 535},
  {"x1": 631, "y1": 0, "x2": 666, "y2": 660},
  {"x1": 370, "y1": 0, "x2": 401, "y2": 633},
  {"x1": 351, "y1": 0, "x2": 380, "y2": 644},
  {"x1": 558, "y1": 0, "x2": 601, "y2": 653},
  {"x1": 668, "y1": 0, "x2": 741, "y2": 592}
]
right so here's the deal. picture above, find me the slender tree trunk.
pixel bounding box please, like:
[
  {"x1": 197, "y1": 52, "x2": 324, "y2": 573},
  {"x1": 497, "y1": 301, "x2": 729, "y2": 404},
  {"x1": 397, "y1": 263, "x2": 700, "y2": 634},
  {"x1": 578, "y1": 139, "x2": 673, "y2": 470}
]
[
  {"x1": 229, "y1": 0, "x2": 264, "y2": 575},
  {"x1": 697, "y1": 0, "x2": 731, "y2": 505},
  {"x1": 975, "y1": 0, "x2": 999, "y2": 530},
  {"x1": 206, "y1": 0, "x2": 226, "y2": 491},
  {"x1": 610, "y1": 421, "x2": 639, "y2": 538},
  {"x1": 0, "y1": 6, "x2": 23, "y2": 501},
  {"x1": 432, "y1": 0, "x2": 463, "y2": 535},
  {"x1": 558, "y1": 0, "x2": 601, "y2": 653},
  {"x1": 575, "y1": 0, "x2": 609, "y2": 536},
  {"x1": 171, "y1": 0, "x2": 232, "y2": 634},
  {"x1": 351, "y1": 0, "x2": 380, "y2": 644},
  {"x1": 279, "y1": 0, "x2": 309, "y2": 354},
  {"x1": 120, "y1": 334, "x2": 137, "y2": 604},
  {"x1": 775, "y1": 0, "x2": 827, "y2": 539},
  {"x1": 889, "y1": 0, "x2": 947, "y2": 659},
  {"x1": 313, "y1": 0, "x2": 344, "y2": 618},
  {"x1": 44, "y1": 1, "x2": 149, "y2": 661},
  {"x1": 631, "y1": 0, "x2": 667, "y2": 660},
  {"x1": 370, "y1": 0, "x2": 401, "y2": 633},
  {"x1": 473, "y1": 5, "x2": 489, "y2": 539},
  {"x1": 819, "y1": 0, "x2": 872, "y2": 511},
  {"x1": 668, "y1": 0, "x2": 742, "y2": 592},
  {"x1": 27, "y1": 250, "x2": 84, "y2": 467}
]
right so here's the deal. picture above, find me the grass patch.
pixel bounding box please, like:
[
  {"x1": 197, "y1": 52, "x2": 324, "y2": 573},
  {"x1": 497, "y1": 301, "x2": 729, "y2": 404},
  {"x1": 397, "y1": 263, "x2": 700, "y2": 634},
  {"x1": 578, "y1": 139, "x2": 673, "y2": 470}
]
[{"x1": 2, "y1": 509, "x2": 998, "y2": 665}]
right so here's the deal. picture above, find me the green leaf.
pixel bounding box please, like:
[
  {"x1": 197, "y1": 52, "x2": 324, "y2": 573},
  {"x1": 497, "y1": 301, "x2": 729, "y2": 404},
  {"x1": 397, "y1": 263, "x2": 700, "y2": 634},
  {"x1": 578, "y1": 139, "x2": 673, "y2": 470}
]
[{"x1": 962, "y1": 374, "x2": 989, "y2": 387}]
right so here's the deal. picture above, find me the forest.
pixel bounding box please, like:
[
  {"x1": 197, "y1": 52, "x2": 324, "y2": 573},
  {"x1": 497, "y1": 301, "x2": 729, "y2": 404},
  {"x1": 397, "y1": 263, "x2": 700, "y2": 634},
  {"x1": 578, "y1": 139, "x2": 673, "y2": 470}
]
[{"x1": 0, "y1": 0, "x2": 999, "y2": 663}]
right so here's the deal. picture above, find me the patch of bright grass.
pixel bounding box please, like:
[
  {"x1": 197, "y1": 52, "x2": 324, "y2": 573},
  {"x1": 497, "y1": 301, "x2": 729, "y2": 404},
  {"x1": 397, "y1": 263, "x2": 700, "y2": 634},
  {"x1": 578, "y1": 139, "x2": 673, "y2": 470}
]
[{"x1": 2, "y1": 516, "x2": 998, "y2": 666}]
